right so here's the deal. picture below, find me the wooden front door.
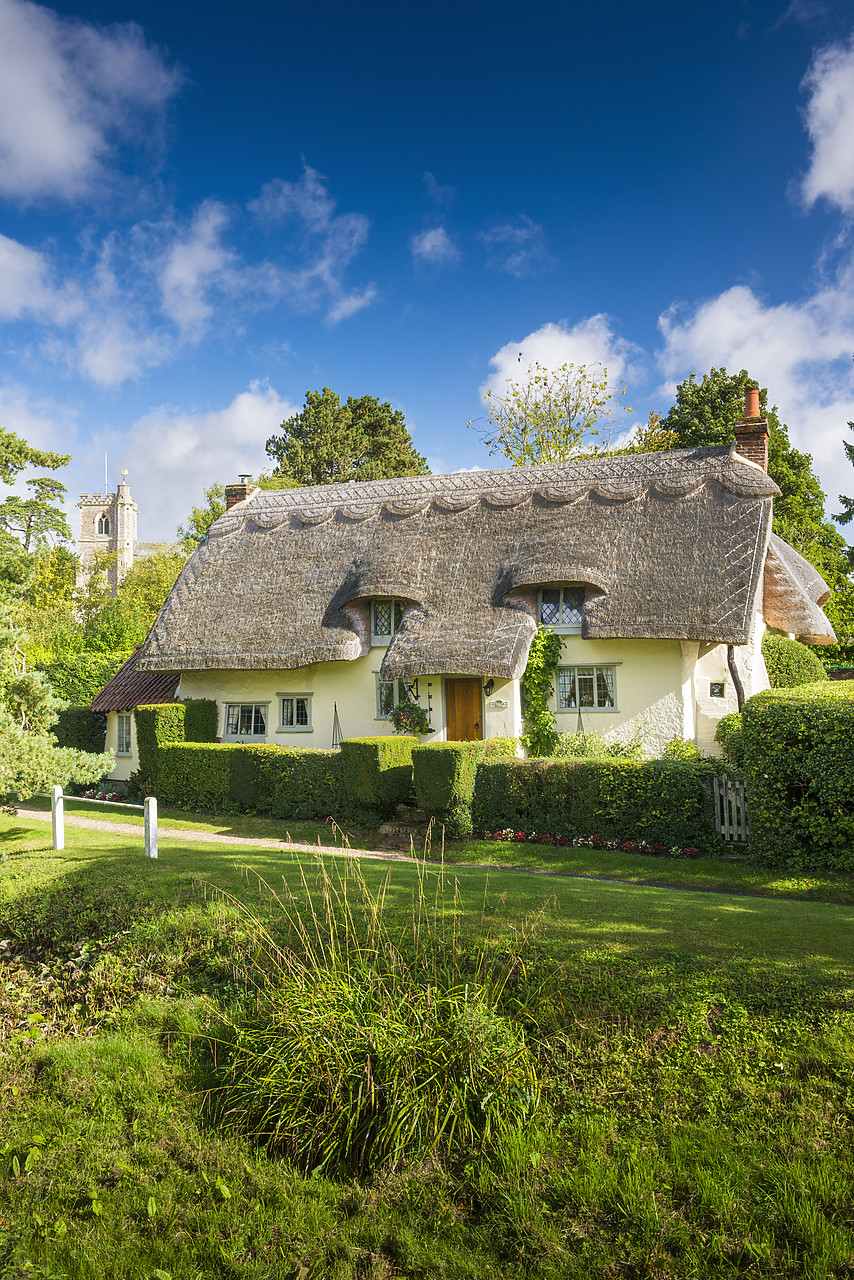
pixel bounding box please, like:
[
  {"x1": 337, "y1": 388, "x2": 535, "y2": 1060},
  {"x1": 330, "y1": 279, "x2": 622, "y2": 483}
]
[{"x1": 445, "y1": 678, "x2": 483, "y2": 741}]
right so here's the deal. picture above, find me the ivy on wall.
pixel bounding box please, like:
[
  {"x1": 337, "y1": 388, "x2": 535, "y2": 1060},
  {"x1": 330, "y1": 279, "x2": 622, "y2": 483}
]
[{"x1": 520, "y1": 628, "x2": 563, "y2": 757}]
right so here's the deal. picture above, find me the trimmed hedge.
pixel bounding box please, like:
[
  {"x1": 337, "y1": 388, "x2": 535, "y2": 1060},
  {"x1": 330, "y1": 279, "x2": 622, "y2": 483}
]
[
  {"x1": 183, "y1": 698, "x2": 218, "y2": 743},
  {"x1": 134, "y1": 703, "x2": 186, "y2": 788},
  {"x1": 713, "y1": 713, "x2": 745, "y2": 769},
  {"x1": 40, "y1": 650, "x2": 133, "y2": 705},
  {"x1": 742, "y1": 682, "x2": 854, "y2": 870},
  {"x1": 53, "y1": 706, "x2": 107, "y2": 754},
  {"x1": 156, "y1": 742, "x2": 345, "y2": 820},
  {"x1": 472, "y1": 757, "x2": 722, "y2": 852},
  {"x1": 413, "y1": 739, "x2": 518, "y2": 836},
  {"x1": 762, "y1": 632, "x2": 828, "y2": 689},
  {"x1": 339, "y1": 736, "x2": 417, "y2": 817}
]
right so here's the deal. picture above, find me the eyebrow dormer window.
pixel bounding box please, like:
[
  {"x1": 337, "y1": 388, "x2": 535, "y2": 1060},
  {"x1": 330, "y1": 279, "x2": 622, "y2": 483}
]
[
  {"x1": 539, "y1": 585, "x2": 584, "y2": 632},
  {"x1": 371, "y1": 599, "x2": 406, "y2": 642}
]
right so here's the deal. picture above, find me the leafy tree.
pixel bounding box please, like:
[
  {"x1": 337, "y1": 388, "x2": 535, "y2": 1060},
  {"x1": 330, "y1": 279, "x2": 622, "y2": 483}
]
[
  {"x1": 0, "y1": 427, "x2": 72, "y2": 550},
  {"x1": 836, "y1": 420, "x2": 854, "y2": 550},
  {"x1": 471, "y1": 358, "x2": 631, "y2": 466},
  {"x1": 178, "y1": 482, "x2": 226, "y2": 551},
  {"x1": 266, "y1": 389, "x2": 430, "y2": 485}
]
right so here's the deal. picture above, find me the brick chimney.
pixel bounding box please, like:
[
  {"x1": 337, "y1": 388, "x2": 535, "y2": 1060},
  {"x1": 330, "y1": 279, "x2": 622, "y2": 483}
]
[
  {"x1": 732, "y1": 386, "x2": 769, "y2": 472},
  {"x1": 225, "y1": 475, "x2": 261, "y2": 510}
]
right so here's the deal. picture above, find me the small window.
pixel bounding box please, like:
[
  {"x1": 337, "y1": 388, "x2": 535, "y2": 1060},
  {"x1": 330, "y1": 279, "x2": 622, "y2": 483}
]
[
  {"x1": 375, "y1": 674, "x2": 412, "y2": 719},
  {"x1": 278, "y1": 693, "x2": 313, "y2": 733},
  {"x1": 709, "y1": 681, "x2": 726, "y2": 698},
  {"x1": 556, "y1": 665, "x2": 617, "y2": 712},
  {"x1": 224, "y1": 702, "x2": 268, "y2": 741},
  {"x1": 539, "y1": 585, "x2": 584, "y2": 631},
  {"x1": 98, "y1": 515, "x2": 111, "y2": 535},
  {"x1": 116, "y1": 714, "x2": 132, "y2": 755},
  {"x1": 371, "y1": 598, "x2": 406, "y2": 642}
]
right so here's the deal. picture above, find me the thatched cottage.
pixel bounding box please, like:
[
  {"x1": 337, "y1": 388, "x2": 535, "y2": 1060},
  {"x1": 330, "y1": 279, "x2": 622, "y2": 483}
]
[{"x1": 106, "y1": 398, "x2": 833, "y2": 773}]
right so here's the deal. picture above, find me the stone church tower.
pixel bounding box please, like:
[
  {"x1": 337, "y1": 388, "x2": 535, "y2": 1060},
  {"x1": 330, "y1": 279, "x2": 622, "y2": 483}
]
[{"x1": 76, "y1": 481, "x2": 138, "y2": 592}]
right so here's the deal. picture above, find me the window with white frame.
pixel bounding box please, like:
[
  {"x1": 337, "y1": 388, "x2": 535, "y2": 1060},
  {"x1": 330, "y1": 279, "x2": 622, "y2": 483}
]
[
  {"x1": 224, "y1": 702, "x2": 268, "y2": 741},
  {"x1": 278, "y1": 693, "x2": 312, "y2": 732},
  {"x1": 371, "y1": 598, "x2": 406, "y2": 643},
  {"x1": 116, "y1": 713, "x2": 132, "y2": 755},
  {"x1": 556, "y1": 665, "x2": 617, "y2": 712},
  {"x1": 538, "y1": 584, "x2": 585, "y2": 631},
  {"x1": 375, "y1": 674, "x2": 411, "y2": 719}
]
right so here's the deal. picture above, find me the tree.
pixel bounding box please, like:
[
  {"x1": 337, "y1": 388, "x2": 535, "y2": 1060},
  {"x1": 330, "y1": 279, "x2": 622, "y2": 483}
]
[
  {"x1": 266, "y1": 389, "x2": 430, "y2": 486},
  {"x1": 0, "y1": 427, "x2": 72, "y2": 550},
  {"x1": 178, "y1": 474, "x2": 301, "y2": 552},
  {"x1": 471, "y1": 358, "x2": 631, "y2": 466},
  {"x1": 836, "y1": 420, "x2": 854, "y2": 552},
  {"x1": 645, "y1": 368, "x2": 854, "y2": 653}
]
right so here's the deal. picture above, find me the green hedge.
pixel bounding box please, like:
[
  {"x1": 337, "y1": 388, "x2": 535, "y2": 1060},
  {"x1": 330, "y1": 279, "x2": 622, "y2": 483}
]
[
  {"x1": 339, "y1": 736, "x2": 417, "y2": 817},
  {"x1": 183, "y1": 698, "x2": 218, "y2": 743},
  {"x1": 413, "y1": 739, "x2": 518, "y2": 836},
  {"x1": 40, "y1": 650, "x2": 133, "y2": 706},
  {"x1": 156, "y1": 742, "x2": 345, "y2": 820},
  {"x1": 713, "y1": 713, "x2": 745, "y2": 769},
  {"x1": 472, "y1": 757, "x2": 722, "y2": 851},
  {"x1": 742, "y1": 682, "x2": 854, "y2": 870},
  {"x1": 53, "y1": 706, "x2": 107, "y2": 754},
  {"x1": 762, "y1": 632, "x2": 828, "y2": 688},
  {"x1": 134, "y1": 703, "x2": 186, "y2": 789}
]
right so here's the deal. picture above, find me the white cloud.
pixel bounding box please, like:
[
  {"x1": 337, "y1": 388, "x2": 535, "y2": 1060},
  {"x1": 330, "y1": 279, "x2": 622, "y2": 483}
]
[
  {"x1": 484, "y1": 316, "x2": 646, "y2": 398},
  {"x1": 249, "y1": 164, "x2": 375, "y2": 323},
  {"x1": 480, "y1": 216, "x2": 548, "y2": 276},
  {"x1": 159, "y1": 201, "x2": 239, "y2": 340},
  {"x1": 800, "y1": 33, "x2": 854, "y2": 212},
  {"x1": 0, "y1": 231, "x2": 79, "y2": 322},
  {"x1": 95, "y1": 381, "x2": 299, "y2": 538},
  {"x1": 657, "y1": 266, "x2": 854, "y2": 505},
  {"x1": 422, "y1": 171, "x2": 454, "y2": 205},
  {"x1": 0, "y1": 0, "x2": 181, "y2": 202},
  {"x1": 410, "y1": 226, "x2": 460, "y2": 266}
]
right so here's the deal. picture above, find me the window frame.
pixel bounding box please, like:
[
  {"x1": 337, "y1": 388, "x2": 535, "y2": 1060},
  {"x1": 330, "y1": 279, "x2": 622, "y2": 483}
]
[
  {"x1": 537, "y1": 584, "x2": 585, "y2": 633},
  {"x1": 98, "y1": 515, "x2": 111, "y2": 536},
  {"x1": 277, "y1": 692, "x2": 313, "y2": 734},
  {"x1": 222, "y1": 701, "x2": 270, "y2": 742},
  {"x1": 555, "y1": 664, "x2": 619, "y2": 713},
  {"x1": 116, "y1": 713, "x2": 132, "y2": 756},
  {"x1": 370, "y1": 598, "x2": 407, "y2": 644},
  {"x1": 374, "y1": 673, "x2": 412, "y2": 720}
]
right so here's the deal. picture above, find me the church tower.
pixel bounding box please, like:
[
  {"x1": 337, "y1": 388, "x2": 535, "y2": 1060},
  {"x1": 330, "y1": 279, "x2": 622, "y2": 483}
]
[{"x1": 76, "y1": 481, "x2": 138, "y2": 592}]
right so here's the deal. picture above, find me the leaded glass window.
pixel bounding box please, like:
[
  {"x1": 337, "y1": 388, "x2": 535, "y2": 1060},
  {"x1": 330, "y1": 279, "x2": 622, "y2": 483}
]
[
  {"x1": 539, "y1": 585, "x2": 584, "y2": 630},
  {"x1": 555, "y1": 665, "x2": 616, "y2": 712},
  {"x1": 371, "y1": 599, "x2": 406, "y2": 640},
  {"x1": 376, "y1": 676, "x2": 411, "y2": 719}
]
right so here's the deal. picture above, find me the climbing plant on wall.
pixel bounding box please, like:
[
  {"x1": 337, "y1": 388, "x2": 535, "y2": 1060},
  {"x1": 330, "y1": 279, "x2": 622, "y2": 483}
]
[{"x1": 520, "y1": 628, "x2": 563, "y2": 756}]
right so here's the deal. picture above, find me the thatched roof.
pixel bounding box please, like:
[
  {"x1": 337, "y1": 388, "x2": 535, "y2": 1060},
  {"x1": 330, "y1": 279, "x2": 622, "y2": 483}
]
[
  {"x1": 763, "y1": 534, "x2": 835, "y2": 646},
  {"x1": 136, "y1": 445, "x2": 830, "y2": 679},
  {"x1": 91, "y1": 647, "x2": 179, "y2": 711}
]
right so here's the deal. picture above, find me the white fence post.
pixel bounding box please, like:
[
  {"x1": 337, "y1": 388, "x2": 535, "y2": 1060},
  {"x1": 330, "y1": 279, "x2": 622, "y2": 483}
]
[
  {"x1": 144, "y1": 796, "x2": 158, "y2": 859},
  {"x1": 50, "y1": 785, "x2": 64, "y2": 851}
]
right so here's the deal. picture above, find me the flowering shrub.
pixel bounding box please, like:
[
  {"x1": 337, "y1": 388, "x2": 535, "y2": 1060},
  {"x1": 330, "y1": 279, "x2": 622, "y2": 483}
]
[
  {"x1": 80, "y1": 789, "x2": 124, "y2": 802},
  {"x1": 479, "y1": 829, "x2": 702, "y2": 858},
  {"x1": 388, "y1": 699, "x2": 431, "y2": 736}
]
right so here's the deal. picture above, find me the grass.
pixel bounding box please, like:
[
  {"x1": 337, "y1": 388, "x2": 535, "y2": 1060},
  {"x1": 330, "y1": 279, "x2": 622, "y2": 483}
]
[{"x1": 2, "y1": 813, "x2": 854, "y2": 1277}]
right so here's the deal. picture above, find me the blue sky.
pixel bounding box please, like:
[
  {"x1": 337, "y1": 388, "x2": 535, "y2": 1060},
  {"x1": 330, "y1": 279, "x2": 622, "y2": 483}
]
[{"x1": 2, "y1": 0, "x2": 854, "y2": 539}]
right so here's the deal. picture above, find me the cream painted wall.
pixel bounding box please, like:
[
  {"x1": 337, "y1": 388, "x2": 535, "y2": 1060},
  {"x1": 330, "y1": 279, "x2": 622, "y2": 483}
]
[
  {"x1": 695, "y1": 612, "x2": 770, "y2": 756},
  {"x1": 104, "y1": 711, "x2": 138, "y2": 781},
  {"x1": 551, "y1": 636, "x2": 685, "y2": 756}
]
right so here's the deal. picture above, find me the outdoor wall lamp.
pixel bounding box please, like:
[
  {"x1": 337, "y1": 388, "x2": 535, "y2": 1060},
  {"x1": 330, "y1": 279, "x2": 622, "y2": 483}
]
[{"x1": 484, "y1": 679, "x2": 495, "y2": 697}]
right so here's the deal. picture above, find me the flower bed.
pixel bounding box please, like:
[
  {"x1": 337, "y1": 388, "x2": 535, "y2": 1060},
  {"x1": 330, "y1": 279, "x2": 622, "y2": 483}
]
[
  {"x1": 79, "y1": 789, "x2": 124, "y2": 803},
  {"x1": 480, "y1": 829, "x2": 701, "y2": 858}
]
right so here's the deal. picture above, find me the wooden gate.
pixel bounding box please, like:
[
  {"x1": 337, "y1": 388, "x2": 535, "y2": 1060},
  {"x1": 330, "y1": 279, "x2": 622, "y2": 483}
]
[{"x1": 711, "y1": 776, "x2": 748, "y2": 844}]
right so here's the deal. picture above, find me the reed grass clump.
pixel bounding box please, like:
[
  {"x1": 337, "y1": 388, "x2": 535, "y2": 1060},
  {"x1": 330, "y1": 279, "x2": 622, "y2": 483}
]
[{"x1": 207, "y1": 861, "x2": 541, "y2": 1177}]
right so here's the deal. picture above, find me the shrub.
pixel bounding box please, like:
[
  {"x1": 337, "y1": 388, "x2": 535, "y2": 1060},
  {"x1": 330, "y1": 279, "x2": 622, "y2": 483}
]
[
  {"x1": 413, "y1": 739, "x2": 518, "y2": 836},
  {"x1": 339, "y1": 736, "x2": 416, "y2": 818},
  {"x1": 52, "y1": 706, "x2": 106, "y2": 754},
  {"x1": 134, "y1": 703, "x2": 186, "y2": 790},
  {"x1": 40, "y1": 650, "x2": 133, "y2": 706},
  {"x1": 762, "y1": 632, "x2": 828, "y2": 688},
  {"x1": 183, "y1": 698, "x2": 218, "y2": 743},
  {"x1": 742, "y1": 682, "x2": 854, "y2": 870},
  {"x1": 551, "y1": 726, "x2": 645, "y2": 760},
  {"x1": 661, "y1": 735, "x2": 703, "y2": 760},
  {"x1": 156, "y1": 742, "x2": 346, "y2": 820},
  {"x1": 157, "y1": 743, "x2": 233, "y2": 812},
  {"x1": 472, "y1": 756, "x2": 722, "y2": 852},
  {"x1": 714, "y1": 713, "x2": 745, "y2": 769}
]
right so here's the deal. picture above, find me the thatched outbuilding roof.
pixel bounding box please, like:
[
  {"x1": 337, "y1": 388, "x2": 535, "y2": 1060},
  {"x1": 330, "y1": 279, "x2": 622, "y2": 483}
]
[
  {"x1": 136, "y1": 447, "x2": 834, "y2": 681},
  {"x1": 91, "y1": 647, "x2": 179, "y2": 712}
]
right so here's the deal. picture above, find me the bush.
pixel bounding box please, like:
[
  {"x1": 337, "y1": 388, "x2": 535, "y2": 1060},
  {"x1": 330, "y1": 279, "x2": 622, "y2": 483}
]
[
  {"x1": 134, "y1": 703, "x2": 186, "y2": 790},
  {"x1": 714, "y1": 713, "x2": 745, "y2": 769},
  {"x1": 52, "y1": 706, "x2": 106, "y2": 754},
  {"x1": 40, "y1": 650, "x2": 133, "y2": 706},
  {"x1": 742, "y1": 682, "x2": 854, "y2": 870},
  {"x1": 472, "y1": 756, "x2": 722, "y2": 852},
  {"x1": 413, "y1": 739, "x2": 518, "y2": 837},
  {"x1": 339, "y1": 736, "x2": 416, "y2": 818},
  {"x1": 183, "y1": 698, "x2": 218, "y2": 743},
  {"x1": 762, "y1": 632, "x2": 828, "y2": 688},
  {"x1": 157, "y1": 743, "x2": 233, "y2": 812},
  {"x1": 156, "y1": 742, "x2": 346, "y2": 820},
  {"x1": 550, "y1": 727, "x2": 645, "y2": 760}
]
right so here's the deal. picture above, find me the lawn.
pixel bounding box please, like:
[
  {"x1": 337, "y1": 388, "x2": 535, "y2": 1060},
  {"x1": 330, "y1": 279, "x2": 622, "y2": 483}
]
[{"x1": 2, "y1": 812, "x2": 853, "y2": 1278}]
